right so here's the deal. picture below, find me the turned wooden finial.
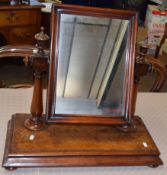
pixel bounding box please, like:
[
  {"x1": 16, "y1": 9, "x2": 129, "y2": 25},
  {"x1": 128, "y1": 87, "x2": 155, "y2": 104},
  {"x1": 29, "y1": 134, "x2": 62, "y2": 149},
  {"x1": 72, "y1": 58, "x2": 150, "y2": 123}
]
[
  {"x1": 35, "y1": 27, "x2": 50, "y2": 53},
  {"x1": 24, "y1": 27, "x2": 49, "y2": 131}
]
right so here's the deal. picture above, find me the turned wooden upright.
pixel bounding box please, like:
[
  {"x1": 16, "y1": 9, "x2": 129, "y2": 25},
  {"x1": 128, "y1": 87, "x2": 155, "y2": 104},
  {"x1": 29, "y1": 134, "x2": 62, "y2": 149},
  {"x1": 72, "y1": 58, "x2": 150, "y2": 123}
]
[{"x1": 24, "y1": 27, "x2": 49, "y2": 131}]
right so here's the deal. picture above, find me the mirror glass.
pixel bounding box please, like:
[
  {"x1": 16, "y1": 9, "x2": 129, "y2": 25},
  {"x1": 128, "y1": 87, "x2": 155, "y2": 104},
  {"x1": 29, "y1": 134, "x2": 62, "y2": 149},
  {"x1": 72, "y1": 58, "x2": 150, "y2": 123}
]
[{"x1": 54, "y1": 13, "x2": 130, "y2": 116}]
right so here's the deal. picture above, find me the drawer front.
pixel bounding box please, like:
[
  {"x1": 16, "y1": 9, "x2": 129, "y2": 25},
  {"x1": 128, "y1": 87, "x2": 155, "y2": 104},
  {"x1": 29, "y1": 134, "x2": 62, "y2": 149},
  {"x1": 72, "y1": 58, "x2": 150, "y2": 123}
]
[
  {"x1": 9, "y1": 26, "x2": 37, "y2": 44},
  {"x1": 0, "y1": 10, "x2": 39, "y2": 27}
]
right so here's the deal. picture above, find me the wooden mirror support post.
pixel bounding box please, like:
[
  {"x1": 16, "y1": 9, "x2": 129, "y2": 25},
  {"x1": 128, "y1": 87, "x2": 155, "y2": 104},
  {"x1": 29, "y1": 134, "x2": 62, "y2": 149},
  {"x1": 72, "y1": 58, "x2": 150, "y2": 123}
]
[{"x1": 24, "y1": 27, "x2": 49, "y2": 131}]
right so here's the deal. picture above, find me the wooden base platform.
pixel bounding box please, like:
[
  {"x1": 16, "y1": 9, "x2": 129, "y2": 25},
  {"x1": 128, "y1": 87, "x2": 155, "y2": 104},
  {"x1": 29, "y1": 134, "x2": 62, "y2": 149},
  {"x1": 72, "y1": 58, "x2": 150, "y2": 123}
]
[{"x1": 2, "y1": 114, "x2": 163, "y2": 169}]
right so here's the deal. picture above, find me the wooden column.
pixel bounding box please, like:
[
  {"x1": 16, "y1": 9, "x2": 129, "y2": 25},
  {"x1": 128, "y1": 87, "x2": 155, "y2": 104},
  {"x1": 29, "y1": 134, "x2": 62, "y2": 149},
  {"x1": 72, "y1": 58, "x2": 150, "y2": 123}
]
[
  {"x1": 24, "y1": 27, "x2": 49, "y2": 131},
  {"x1": 24, "y1": 55, "x2": 48, "y2": 130}
]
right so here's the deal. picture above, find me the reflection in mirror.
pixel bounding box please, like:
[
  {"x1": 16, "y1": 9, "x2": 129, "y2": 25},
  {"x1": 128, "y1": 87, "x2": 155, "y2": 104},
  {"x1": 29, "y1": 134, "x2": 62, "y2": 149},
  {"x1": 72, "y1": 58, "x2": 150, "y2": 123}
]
[{"x1": 54, "y1": 14, "x2": 129, "y2": 116}]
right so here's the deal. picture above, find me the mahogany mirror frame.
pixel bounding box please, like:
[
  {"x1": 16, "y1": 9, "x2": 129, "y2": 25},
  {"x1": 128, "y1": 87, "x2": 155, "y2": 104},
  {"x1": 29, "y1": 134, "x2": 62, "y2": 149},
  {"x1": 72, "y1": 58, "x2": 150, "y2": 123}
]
[{"x1": 46, "y1": 4, "x2": 138, "y2": 125}]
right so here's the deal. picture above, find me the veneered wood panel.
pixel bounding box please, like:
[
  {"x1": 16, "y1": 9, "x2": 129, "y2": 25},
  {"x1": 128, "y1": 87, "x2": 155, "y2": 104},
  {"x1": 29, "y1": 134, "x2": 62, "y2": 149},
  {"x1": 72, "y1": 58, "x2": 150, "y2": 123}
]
[
  {"x1": 0, "y1": 6, "x2": 42, "y2": 44},
  {"x1": 0, "y1": 10, "x2": 38, "y2": 26},
  {"x1": 9, "y1": 26, "x2": 36, "y2": 44},
  {"x1": 2, "y1": 114, "x2": 163, "y2": 168}
]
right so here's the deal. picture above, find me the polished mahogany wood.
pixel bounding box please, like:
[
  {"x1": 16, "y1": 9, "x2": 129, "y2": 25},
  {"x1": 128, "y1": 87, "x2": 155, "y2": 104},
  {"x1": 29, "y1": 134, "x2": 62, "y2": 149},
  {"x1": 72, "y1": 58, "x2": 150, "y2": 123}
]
[
  {"x1": 24, "y1": 28, "x2": 49, "y2": 130},
  {"x1": 1, "y1": 5, "x2": 164, "y2": 169},
  {"x1": 0, "y1": 44, "x2": 36, "y2": 58},
  {"x1": 24, "y1": 55, "x2": 48, "y2": 130},
  {"x1": 0, "y1": 2, "x2": 44, "y2": 45},
  {"x1": 2, "y1": 114, "x2": 163, "y2": 169}
]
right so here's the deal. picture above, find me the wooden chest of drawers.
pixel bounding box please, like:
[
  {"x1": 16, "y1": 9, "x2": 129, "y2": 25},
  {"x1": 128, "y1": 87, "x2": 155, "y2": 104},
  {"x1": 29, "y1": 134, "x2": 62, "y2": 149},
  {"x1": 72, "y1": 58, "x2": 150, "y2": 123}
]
[{"x1": 0, "y1": 4, "x2": 44, "y2": 45}]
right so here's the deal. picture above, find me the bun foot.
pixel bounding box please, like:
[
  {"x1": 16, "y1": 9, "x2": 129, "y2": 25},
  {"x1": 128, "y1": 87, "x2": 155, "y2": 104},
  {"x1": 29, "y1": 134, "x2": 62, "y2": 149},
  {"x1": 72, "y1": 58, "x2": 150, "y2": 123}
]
[
  {"x1": 5, "y1": 167, "x2": 17, "y2": 171},
  {"x1": 149, "y1": 165, "x2": 159, "y2": 168}
]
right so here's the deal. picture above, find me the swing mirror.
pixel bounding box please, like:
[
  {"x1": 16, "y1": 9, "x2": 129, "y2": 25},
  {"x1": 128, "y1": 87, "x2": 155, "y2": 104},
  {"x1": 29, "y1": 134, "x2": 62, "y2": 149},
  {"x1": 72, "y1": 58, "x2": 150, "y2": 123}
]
[{"x1": 46, "y1": 4, "x2": 137, "y2": 124}]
